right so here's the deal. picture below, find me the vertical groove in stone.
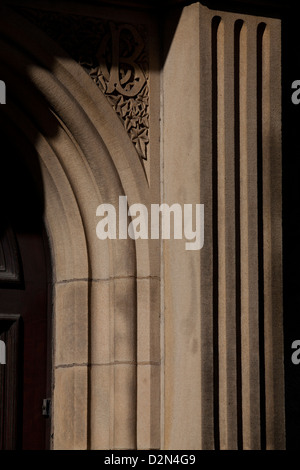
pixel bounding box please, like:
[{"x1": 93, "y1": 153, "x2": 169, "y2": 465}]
[
  {"x1": 199, "y1": 9, "x2": 216, "y2": 449},
  {"x1": 234, "y1": 19, "x2": 243, "y2": 451},
  {"x1": 211, "y1": 15, "x2": 221, "y2": 451},
  {"x1": 217, "y1": 17, "x2": 238, "y2": 450},
  {"x1": 257, "y1": 22, "x2": 267, "y2": 451},
  {"x1": 110, "y1": 280, "x2": 116, "y2": 449},
  {"x1": 261, "y1": 22, "x2": 285, "y2": 450}
]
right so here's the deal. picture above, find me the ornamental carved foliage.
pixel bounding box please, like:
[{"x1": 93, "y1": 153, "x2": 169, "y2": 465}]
[
  {"x1": 17, "y1": 9, "x2": 150, "y2": 161},
  {"x1": 89, "y1": 22, "x2": 149, "y2": 161}
]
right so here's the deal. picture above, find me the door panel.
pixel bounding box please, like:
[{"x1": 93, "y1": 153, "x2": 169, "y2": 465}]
[
  {"x1": 0, "y1": 142, "x2": 51, "y2": 450},
  {"x1": 0, "y1": 314, "x2": 22, "y2": 450}
]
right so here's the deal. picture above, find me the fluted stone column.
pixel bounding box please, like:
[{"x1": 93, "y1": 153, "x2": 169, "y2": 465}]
[{"x1": 162, "y1": 1, "x2": 284, "y2": 450}]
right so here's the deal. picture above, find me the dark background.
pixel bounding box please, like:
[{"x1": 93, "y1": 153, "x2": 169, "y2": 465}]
[{"x1": 282, "y1": 5, "x2": 300, "y2": 451}]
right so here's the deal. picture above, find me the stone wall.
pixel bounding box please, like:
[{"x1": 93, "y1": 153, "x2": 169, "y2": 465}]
[{"x1": 1, "y1": 0, "x2": 285, "y2": 450}]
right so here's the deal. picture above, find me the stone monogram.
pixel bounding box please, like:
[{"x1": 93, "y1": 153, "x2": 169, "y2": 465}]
[{"x1": 98, "y1": 22, "x2": 146, "y2": 97}]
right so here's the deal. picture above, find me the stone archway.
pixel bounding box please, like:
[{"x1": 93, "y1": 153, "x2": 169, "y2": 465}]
[{"x1": 0, "y1": 6, "x2": 160, "y2": 450}]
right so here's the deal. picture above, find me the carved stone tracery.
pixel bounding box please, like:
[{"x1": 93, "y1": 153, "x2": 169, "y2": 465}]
[{"x1": 17, "y1": 8, "x2": 150, "y2": 161}]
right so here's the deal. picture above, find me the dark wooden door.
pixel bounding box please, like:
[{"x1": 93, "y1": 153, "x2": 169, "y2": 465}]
[{"x1": 0, "y1": 142, "x2": 51, "y2": 450}]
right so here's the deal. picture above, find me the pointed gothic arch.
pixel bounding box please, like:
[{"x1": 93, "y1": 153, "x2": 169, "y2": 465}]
[{"x1": 0, "y1": 6, "x2": 160, "y2": 449}]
